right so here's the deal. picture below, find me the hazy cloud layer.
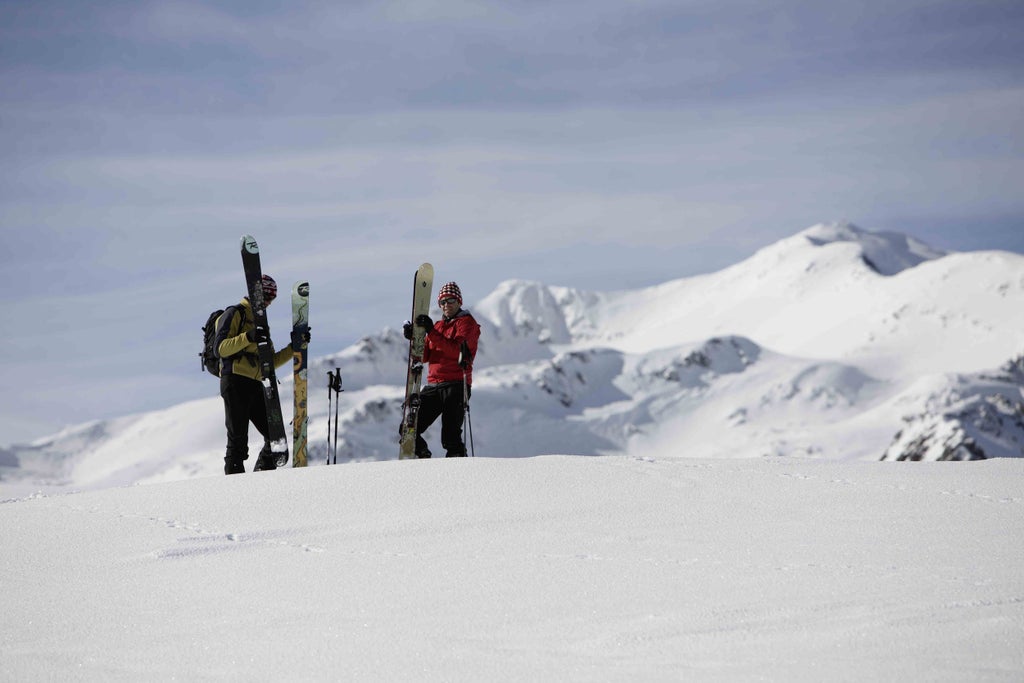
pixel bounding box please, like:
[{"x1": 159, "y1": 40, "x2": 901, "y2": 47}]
[{"x1": 1, "y1": 0, "x2": 1022, "y2": 443}]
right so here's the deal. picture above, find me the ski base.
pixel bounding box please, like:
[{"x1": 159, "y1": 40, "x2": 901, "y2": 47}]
[{"x1": 399, "y1": 263, "x2": 434, "y2": 459}]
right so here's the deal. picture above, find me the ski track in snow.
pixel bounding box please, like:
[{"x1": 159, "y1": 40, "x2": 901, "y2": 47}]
[{"x1": 43, "y1": 500, "x2": 329, "y2": 558}]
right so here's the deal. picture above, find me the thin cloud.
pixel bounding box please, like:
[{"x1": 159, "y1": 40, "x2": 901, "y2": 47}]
[{"x1": 1, "y1": 0, "x2": 1022, "y2": 444}]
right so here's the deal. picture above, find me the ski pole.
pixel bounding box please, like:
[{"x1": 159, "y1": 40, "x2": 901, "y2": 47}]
[
  {"x1": 459, "y1": 341, "x2": 475, "y2": 457},
  {"x1": 326, "y1": 370, "x2": 335, "y2": 466},
  {"x1": 463, "y1": 378, "x2": 475, "y2": 457},
  {"x1": 331, "y1": 368, "x2": 343, "y2": 465}
]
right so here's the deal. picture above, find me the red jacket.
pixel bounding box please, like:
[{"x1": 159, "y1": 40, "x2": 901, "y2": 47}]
[{"x1": 422, "y1": 309, "x2": 481, "y2": 385}]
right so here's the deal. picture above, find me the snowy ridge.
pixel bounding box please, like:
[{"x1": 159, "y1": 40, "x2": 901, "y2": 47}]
[{"x1": 2, "y1": 222, "x2": 1023, "y2": 494}]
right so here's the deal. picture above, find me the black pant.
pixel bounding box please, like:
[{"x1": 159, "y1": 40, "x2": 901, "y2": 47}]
[
  {"x1": 415, "y1": 382, "x2": 470, "y2": 457},
  {"x1": 220, "y1": 373, "x2": 272, "y2": 467}
]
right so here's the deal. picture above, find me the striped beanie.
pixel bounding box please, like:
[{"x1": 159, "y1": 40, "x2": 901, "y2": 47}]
[
  {"x1": 261, "y1": 274, "x2": 278, "y2": 301},
  {"x1": 438, "y1": 281, "x2": 462, "y2": 306}
]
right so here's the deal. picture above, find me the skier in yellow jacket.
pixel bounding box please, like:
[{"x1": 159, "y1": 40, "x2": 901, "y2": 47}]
[{"x1": 214, "y1": 275, "x2": 307, "y2": 474}]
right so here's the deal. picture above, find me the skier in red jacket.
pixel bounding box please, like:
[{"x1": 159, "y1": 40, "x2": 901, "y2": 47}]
[{"x1": 404, "y1": 281, "x2": 481, "y2": 457}]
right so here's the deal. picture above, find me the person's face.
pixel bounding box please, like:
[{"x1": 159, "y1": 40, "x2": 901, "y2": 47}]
[{"x1": 439, "y1": 297, "x2": 459, "y2": 315}]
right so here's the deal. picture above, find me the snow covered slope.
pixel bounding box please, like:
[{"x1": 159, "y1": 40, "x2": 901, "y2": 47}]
[
  {"x1": 3, "y1": 456, "x2": 1023, "y2": 680},
  {"x1": 3, "y1": 222, "x2": 1023, "y2": 494}
]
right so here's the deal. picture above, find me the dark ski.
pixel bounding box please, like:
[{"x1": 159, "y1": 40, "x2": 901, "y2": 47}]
[{"x1": 240, "y1": 234, "x2": 289, "y2": 467}]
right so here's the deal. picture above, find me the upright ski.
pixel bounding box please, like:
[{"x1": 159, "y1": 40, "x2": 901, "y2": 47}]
[
  {"x1": 399, "y1": 263, "x2": 434, "y2": 459},
  {"x1": 291, "y1": 281, "x2": 310, "y2": 467},
  {"x1": 240, "y1": 235, "x2": 289, "y2": 468}
]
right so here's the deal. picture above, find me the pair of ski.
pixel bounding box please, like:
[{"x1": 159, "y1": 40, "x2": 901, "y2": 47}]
[{"x1": 240, "y1": 235, "x2": 310, "y2": 468}]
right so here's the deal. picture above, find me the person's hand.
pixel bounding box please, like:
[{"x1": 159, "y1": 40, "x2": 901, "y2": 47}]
[
  {"x1": 291, "y1": 327, "x2": 311, "y2": 347},
  {"x1": 247, "y1": 326, "x2": 270, "y2": 345},
  {"x1": 402, "y1": 320, "x2": 413, "y2": 340},
  {"x1": 415, "y1": 314, "x2": 433, "y2": 331}
]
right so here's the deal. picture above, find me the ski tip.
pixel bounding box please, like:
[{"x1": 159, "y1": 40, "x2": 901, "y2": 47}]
[
  {"x1": 241, "y1": 235, "x2": 259, "y2": 254},
  {"x1": 293, "y1": 281, "x2": 310, "y2": 296}
]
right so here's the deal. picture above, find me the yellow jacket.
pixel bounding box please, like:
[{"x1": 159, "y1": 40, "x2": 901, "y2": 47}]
[{"x1": 215, "y1": 298, "x2": 292, "y2": 380}]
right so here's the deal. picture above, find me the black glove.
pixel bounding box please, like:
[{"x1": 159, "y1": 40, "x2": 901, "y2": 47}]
[
  {"x1": 247, "y1": 325, "x2": 270, "y2": 345},
  {"x1": 291, "y1": 326, "x2": 311, "y2": 347},
  {"x1": 415, "y1": 314, "x2": 433, "y2": 332},
  {"x1": 402, "y1": 320, "x2": 413, "y2": 340}
]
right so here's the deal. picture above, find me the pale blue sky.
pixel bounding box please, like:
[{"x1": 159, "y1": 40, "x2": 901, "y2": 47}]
[{"x1": 2, "y1": 0, "x2": 1022, "y2": 445}]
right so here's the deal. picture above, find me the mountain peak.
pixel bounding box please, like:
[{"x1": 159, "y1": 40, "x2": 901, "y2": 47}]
[
  {"x1": 799, "y1": 221, "x2": 947, "y2": 276},
  {"x1": 474, "y1": 279, "x2": 576, "y2": 345}
]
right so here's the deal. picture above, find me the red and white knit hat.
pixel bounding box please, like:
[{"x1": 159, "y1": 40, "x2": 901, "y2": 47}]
[
  {"x1": 437, "y1": 281, "x2": 462, "y2": 306},
  {"x1": 261, "y1": 274, "x2": 278, "y2": 300}
]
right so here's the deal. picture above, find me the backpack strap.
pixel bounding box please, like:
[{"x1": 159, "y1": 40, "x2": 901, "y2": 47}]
[{"x1": 219, "y1": 304, "x2": 259, "y2": 374}]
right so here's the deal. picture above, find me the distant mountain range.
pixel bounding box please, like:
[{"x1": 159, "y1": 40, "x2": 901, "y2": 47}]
[{"x1": 4, "y1": 222, "x2": 1022, "y2": 494}]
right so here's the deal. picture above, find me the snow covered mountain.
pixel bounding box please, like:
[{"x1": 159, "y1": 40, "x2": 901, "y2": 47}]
[{"x1": 3, "y1": 222, "x2": 1023, "y2": 494}]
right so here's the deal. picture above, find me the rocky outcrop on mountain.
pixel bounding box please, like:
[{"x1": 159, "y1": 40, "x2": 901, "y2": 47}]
[{"x1": 882, "y1": 356, "x2": 1024, "y2": 461}]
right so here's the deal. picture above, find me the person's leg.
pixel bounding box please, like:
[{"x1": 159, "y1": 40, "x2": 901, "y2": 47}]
[
  {"x1": 440, "y1": 383, "x2": 468, "y2": 457},
  {"x1": 248, "y1": 381, "x2": 278, "y2": 471},
  {"x1": 221, "y1": 375, "x2": 252, "y2": 474},
  {"x1": 414, "y1": 384, "x2": 443, "y2": 458}
]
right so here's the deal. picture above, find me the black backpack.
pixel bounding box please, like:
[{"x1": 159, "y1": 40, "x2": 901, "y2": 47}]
[{"x1": 199, "y1": 305, "x2": 242, "y2": 377}]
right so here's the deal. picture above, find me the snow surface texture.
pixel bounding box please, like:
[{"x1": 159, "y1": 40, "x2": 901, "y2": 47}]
[
  {"x1": 3, "y1": 222, "x2": 1023, "y2": 494},
  {"x1": 3, "y1": 457, "x2": 1023, "y2": 680}
]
